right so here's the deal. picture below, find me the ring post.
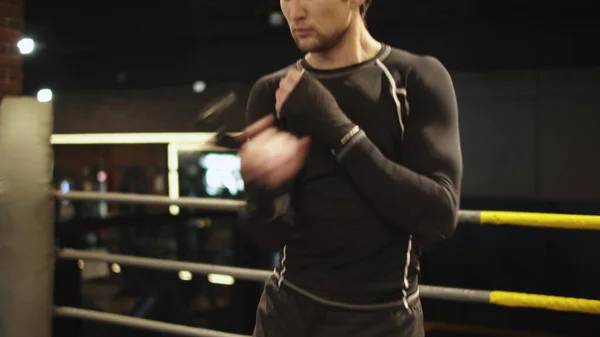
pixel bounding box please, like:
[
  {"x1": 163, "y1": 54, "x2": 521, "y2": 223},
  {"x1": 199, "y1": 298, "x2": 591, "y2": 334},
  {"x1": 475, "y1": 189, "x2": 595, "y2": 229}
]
[{"x1": 0, "y1": 97, "x2": 55, "y2": 337}]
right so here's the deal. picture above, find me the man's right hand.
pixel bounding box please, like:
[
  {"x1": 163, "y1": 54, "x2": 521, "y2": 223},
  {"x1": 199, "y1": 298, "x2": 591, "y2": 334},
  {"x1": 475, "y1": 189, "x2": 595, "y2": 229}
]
[{"x1": 239, "y1": 114, "x2": 310, "y2": 191}]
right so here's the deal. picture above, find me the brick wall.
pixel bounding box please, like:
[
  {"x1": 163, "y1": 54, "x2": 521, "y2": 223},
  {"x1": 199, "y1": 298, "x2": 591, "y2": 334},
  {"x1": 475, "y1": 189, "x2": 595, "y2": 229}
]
[{"x1": 0, "y1": 0, "x2": 23, "y2": 98}]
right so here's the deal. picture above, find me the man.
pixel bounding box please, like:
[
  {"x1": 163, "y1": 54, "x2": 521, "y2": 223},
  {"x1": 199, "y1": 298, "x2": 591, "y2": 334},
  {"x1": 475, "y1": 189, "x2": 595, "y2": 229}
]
[{"x1": 238, "y1": 0, "x2": 463, "y2": 336}]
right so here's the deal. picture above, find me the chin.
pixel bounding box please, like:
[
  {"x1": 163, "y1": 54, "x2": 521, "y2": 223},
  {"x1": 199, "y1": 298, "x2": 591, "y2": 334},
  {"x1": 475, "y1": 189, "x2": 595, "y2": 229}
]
[
  {"x1": 295, "y1": 36, "x2": 341, "y2": 54},
  {"x1": 295, "y1": 41, "x2": 313, "y2": 53},
  {"x1": 297, "y1": 44, "x2": 313, "y2": 53},
  {"x1": 293, "y1": 36, "x2": 319, "y2": 53},
  {"x1": 296, "y1": 42, "x2": 323, "y2": 53}
]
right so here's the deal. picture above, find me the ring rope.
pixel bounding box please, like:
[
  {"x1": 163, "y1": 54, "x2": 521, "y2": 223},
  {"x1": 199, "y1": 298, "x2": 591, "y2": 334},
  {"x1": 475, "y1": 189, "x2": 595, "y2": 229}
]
[
  {"x1": 58, "y1": 249, "x2": 600, "y2": 315},
  {"x1": 462, "y1": 210, "x2": 600, "y2": 230},
  {"x1": 55, "y1": 191, "x2": 600, "y2": 230},
  {"x1": 54, "y1": 306, "x2": 249, "y2": 337},
  {"x1": 10, "y1": 92, "x2": 591, "y2": 337},
  {"x1": 59, "y1": 248, "x2": 271, "y2": 282},
  {"x1": 489, "y1": 291, "x2": 600, "y2": 315},
  {"x1": 55, "y1": 191, "x2": 245, "y2": 212}
]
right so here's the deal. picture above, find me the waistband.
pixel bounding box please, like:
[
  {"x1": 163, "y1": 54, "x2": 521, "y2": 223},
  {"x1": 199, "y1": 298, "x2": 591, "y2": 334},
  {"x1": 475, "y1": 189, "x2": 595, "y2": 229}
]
[{"x1": 272, "y1": 272, "x2": 420, "y2": 311}]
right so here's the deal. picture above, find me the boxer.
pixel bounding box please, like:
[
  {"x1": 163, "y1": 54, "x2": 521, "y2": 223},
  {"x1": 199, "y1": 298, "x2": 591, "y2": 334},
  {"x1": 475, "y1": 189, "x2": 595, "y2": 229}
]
[{"x1": 239, "y1": 0, "x2": 463, "y2": 336}]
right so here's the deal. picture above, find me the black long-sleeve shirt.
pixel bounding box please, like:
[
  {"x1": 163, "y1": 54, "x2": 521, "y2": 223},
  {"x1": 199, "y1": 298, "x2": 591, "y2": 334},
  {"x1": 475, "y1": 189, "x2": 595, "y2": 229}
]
[{"x1": 244, "y1": 44, "x2": 463, "y2": 308}]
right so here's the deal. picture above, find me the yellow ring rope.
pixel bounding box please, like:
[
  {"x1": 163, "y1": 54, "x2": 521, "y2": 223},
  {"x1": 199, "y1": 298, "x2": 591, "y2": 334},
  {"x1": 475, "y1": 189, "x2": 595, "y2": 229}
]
[
  {"x1": 479, "y1": 211, "x2": 600, "y2": 230},
  {"x1": 489, "y1": 291, "x2": 600, "y2": 314}
]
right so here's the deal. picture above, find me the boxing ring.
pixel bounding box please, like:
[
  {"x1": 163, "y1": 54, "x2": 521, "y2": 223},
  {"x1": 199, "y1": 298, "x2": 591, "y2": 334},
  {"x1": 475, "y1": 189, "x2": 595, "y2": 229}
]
[{"x1": 1, "y1": 97, "x2": 600, "y2": 337}]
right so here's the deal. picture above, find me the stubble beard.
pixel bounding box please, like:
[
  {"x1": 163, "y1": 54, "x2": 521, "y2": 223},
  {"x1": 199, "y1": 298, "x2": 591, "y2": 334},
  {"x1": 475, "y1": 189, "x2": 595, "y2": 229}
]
[{"x1": 294, "y1": 25, "x2": 349, "y2": 54}]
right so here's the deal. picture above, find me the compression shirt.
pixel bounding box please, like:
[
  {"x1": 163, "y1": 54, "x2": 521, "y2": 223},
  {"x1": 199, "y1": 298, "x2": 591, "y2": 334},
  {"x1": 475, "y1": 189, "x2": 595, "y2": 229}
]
[{"x1": 244, "y1": 44, "x2": 463, "y2": 308}]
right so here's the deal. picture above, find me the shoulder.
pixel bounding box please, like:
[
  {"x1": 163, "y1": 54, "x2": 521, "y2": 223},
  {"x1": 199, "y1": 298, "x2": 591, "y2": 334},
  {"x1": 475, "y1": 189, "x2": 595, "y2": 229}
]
[
  {"x1": 251, "y1": 64, "x2": 297, "y2": 95},
  {"x1": 383, "y1": 45, "x2": 452, "y2": 88},
  {"x1": 246, "y1": 63, "x2": 297, "y2": 121}
]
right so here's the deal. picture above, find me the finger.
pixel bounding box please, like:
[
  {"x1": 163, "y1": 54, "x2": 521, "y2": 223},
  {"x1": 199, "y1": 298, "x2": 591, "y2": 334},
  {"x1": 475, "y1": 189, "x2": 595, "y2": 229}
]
[
  {"x1": 239, "y1": 145, "x2": 260, "y2": 182},
  {"x1": 257, "y1": 132, "x2": 296, "y2": 166},
  {"x1": 240, "y1": 153, "x2": 256, "y2": 183},
  {"x1": 279, "y1": 77, "x2": 296, "y2": 92},
  {"x1": 275, "y1": 88, "x2": 284, "y2": 102},
  {"x1": 287, "y1": 68, "x2": 304, "y2": 83},
  {"x1": 240, "y1": 129, "x2": 289, "y2": 182},
  {"x1": 276, "y1": 73, "x2": 302, "y2": 113},
  {"x1": 275, "y1": 89, "x2": 284, "y2": 113},
  {"x1": 240, "y1": 129, "x2": 277, "y2": 180},
  {"x1": 263, "y1": 169, "x2": 289, "y2": 190},
  {"x1": 262, "y1": 138, "x2": 307, "y2": 189},
  {"x1": 246, "y1": 132, "x2": 299, "y2": 186},
  {"x1": 240, "y1": 127, "x2": 280, "y2": 162},
  {"x1": 241, "y1": 148, "x2": 270, "y2": 183},
  {"x1": 238, "y1": 114, "x2": 275, "y2": 140},
  {"x1": 261, "y1": 153, "x2": 295, "y2": 190}
]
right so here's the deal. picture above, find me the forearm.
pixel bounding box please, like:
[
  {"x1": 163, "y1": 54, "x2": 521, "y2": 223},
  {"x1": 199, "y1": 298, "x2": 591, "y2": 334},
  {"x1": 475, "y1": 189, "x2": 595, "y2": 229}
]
[
  {"x1": 337, "y1": 131, "x2": 459, "y2": 246},
  {"x1": 243, "y1": 77, "x2": 293, "y2": 252},
  {"x1": 242, "y1": 173, "x2": 300, "y2": 253},
  {"x1": 242, "y1": 190, "x2": 293, "y2": 252}
]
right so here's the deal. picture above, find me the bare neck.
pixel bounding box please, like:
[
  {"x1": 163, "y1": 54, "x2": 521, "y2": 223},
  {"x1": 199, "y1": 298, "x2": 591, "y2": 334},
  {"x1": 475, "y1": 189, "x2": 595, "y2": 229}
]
[{"x1": 305, "y1": 20, "x2": 381, "y2": 70}]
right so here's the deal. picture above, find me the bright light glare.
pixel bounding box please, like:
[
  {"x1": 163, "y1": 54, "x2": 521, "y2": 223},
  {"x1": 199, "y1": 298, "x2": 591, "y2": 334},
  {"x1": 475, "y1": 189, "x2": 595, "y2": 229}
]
[
  {"x1": 207, "y1": 273, "x2": 235, "y2": 285},
  {"x1": 17, "y1": 38, "x2": 35, "y2": 55},
  {"x1": 37, "y1": 88, "x2": 53, "y2": 103},
  {"x1": 111, "y1": 263, "x2": 121, "y2": 274},
  {"x1": 178, "y1": 270, "x2": 193, "y2": 281},
  {"x1": 268, "y1": 12, "x2": 285, "y2": 26},
  {"x1": 192, "y1": 81, "x2": 206, "y2": 93}
]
